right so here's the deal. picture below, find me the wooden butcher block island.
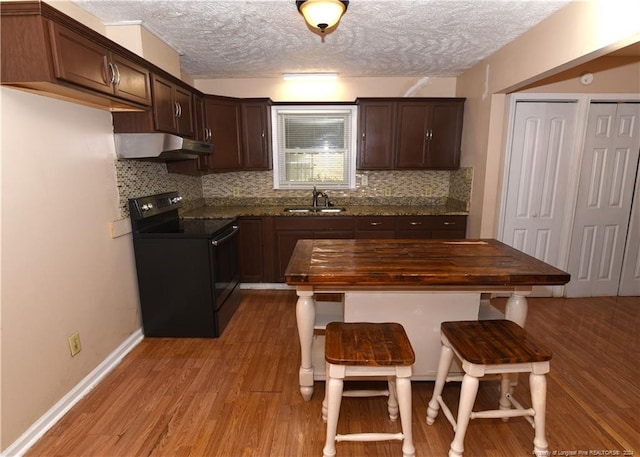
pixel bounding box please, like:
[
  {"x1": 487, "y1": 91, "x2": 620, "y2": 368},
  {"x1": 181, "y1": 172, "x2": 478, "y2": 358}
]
[{"x1": 285, "y1": 239, "x2": 570, "y2": 400}]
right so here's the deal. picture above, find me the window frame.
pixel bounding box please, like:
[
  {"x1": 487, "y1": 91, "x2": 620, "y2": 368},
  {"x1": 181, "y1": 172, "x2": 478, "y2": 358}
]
[{"x1": 271, "y1": 104, "x2": 358, "y2": 190}]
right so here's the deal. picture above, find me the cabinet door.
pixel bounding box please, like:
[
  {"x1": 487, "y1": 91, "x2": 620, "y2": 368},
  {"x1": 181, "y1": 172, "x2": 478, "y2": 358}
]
[
  {"x1": 193, "y1": 94, "x2": 207, "y2": 141},
  {"x1": 275, "y1": 230, "x2": 310, "y2": 282},
  {"x1": 206, "y1": 97, "x2": 242, "y2": 170},
  {"x1": 238, "y1": 218, "x2": 264, "y2": 282},
  {"x1": 48, "y1": 22, "x2": 113, "y2": 95},
  {"x1": 151, "y1": 75, "x2": 177, "y2": 133},
  {"x1": 174, "y1": 85, "x2": 194, "y2": 138},
  {"x1": 395, "y1": 102, "x2": 429, "y2": 168},
  {"x1": 357, "y1": 100, "x2": 396, "y2": 169},
  {"x1": 110, "y1": 52, "x2": 151, "y2": 106},
  {"x1": 241, "y1": 101, "x2": 272, "y2": 170},
  {"x1": 426, "y1": 101, "x2": 464, "y2": 169}
]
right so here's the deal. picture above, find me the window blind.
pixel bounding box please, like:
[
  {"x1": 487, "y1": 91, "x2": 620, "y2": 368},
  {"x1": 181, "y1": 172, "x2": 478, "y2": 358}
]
[{"x1": 272, "y1": 106, "x2": 357, "y2": 189}]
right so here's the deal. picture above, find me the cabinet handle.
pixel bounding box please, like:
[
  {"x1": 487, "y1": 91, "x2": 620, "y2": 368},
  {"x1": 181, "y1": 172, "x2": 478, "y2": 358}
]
[
  {"x1": 409, "y1": 221, "x2": 422, "y2": 226},
  {"x1": 370, "y1": 222, "x2": 382, "y2": 226},
  {"x1": 443, "y1": 222, "x2": 456, "y2": 225},
  {"x1": 113, "y1": 63, "x2": 121, "y2": 86},
  {"x1": 175, "y1": 102, "x2": 182, "y2": 118},
  {"x1": 205, "y1": 128, "x2": 212, "y2": 142},
  {"x1": 362, "y1": 132, "x2": 366, "y2": 140},
  {"x1": 429, "y1": 129, "x2": 433, "y2": 140},
  {"x1": 261, "y1": 130, "x2": 265, "y2": 138},
  {"x1": 107, "y1": 62, "x2": 116, "y2": 85}
]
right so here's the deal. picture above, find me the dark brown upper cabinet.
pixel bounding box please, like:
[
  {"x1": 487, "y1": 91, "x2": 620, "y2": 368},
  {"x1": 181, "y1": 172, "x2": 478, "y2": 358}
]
[
  {"x1": 241, "y1": 99, "x2": 273, "y2": 170},
  {"x1": 150, "y1": 74, "x2": 194, "y2": 137},
  {"x1": 357, "y1": 99, "x2": 397, "y2": 169},
  {"x1": 112, "y1": 74, "x2": 196, "y2": 138},
  {"x1": 48, "y1": 22, "x2": 151, "y2": 107},
  {"x1": 357, "y1": 98, "x2": 465, "y2": 170},
  {"x1": 395, "y1": 99, "x2": 464, "y2": 169},
  {"x1": 1, "y1": 1, "x2": 151, "y2": 111},
  {"x1": 206, "y1": 96, "x2": 243, "y2": 171}
]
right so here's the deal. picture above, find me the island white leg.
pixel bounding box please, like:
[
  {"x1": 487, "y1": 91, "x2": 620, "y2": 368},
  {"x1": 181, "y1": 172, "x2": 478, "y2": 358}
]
[
  {"x1": 296, "y1": 287, "x2": 316, "y2": 401},
  {"x1": 504, "y1": 289, "x2": 530, "y2": 327},
  {"x1": 503, "y1": 288, "x2": 531, "y2": 392}
]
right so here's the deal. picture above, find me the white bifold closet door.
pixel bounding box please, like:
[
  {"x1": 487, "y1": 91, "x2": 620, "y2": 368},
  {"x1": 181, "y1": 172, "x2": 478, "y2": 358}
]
[
  {"x1": 566, "y1": 102, "x2": 640, "y2": 297},
  {"x1": 501, "y1": 101, "x2": 578, "y2": 296}
]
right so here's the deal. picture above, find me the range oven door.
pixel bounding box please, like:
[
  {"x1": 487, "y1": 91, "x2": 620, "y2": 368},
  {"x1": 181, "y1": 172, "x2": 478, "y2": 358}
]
[{"x1": 209, "y1": 224, "x2": 240, "y2": 311}]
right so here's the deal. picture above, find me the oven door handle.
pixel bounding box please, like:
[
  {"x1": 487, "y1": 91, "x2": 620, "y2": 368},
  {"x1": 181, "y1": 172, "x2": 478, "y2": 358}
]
[{"x1": 211, "y1": 225, "x2": 239, "y2": 247}]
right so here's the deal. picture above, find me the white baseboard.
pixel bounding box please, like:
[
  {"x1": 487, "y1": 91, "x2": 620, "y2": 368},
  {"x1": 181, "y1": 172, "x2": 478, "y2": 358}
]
[{"x1": 1, "y1": 329, "x2": 144, "y2": 457}]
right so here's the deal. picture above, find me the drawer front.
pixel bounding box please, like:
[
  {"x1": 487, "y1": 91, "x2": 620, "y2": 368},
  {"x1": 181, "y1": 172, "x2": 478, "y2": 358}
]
[
  {"x1": 396, "y1": 215, "x2": 466, "y2": 232},
  {"x1": 274, "y1": 216, "x2": 354, "y2": 231},
  {"x1": 356, "y1": 216, "x2": 396, "y2": 232}
]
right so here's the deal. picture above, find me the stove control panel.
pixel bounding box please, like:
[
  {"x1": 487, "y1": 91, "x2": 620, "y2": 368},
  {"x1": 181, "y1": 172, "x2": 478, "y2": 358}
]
[{"x1": 129, "y1": 191, "x2": 184, "y2": 220}]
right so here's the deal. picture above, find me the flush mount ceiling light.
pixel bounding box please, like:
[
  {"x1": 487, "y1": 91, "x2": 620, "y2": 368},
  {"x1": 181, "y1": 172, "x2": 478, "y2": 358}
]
[
  {"x1": 296, "y1": 0, "x2": 349, "y2": 42},
  {"x1": 283, "y1": 72, "x2": 339, "y2": 81}
]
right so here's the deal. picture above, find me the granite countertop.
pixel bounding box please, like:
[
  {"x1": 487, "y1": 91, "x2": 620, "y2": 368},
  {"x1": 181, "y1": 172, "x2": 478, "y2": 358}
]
[{"x1": 181, "y1": 198, "x2": 468, "y2": 220}]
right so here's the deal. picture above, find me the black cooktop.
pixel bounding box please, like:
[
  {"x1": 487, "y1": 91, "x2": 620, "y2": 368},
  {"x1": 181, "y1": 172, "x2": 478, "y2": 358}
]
[{"x1": 136, "y1": 218, "x2": 236, "y2": 239}]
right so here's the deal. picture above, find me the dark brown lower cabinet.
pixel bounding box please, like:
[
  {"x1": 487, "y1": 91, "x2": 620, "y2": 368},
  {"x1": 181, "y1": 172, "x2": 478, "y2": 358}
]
[
  {"x1": 274, "y1": 217, "x2": 355, "y2": 282},
  {"x1": 238, "y1": 214, "x2": 467, "y2": 283},
  {"x1": 238, "y1": 218, "x2": 265, "y2": 283}
]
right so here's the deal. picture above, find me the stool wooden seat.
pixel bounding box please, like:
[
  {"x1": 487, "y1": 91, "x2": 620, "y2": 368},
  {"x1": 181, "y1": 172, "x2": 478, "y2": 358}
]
[
  {"x1": 426, "y1": 320, "x2": 552, "y2": 457},
  {"x1": 323, "y1": 322, "x2": 415, "y2": 457}
]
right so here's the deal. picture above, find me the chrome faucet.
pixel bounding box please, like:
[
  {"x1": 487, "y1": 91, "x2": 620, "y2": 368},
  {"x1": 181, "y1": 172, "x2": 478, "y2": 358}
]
[{"x1": 312, "y1": 186, "x2": 330, "y2": 207}]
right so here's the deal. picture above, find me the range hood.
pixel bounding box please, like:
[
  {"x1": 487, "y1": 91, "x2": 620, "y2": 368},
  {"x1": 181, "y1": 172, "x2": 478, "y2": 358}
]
[{"x1": 115, "y1": 133, "x2": 213, "y2": 161}]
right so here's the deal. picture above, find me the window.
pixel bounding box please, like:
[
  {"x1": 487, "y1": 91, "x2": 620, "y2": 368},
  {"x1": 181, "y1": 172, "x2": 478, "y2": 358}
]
[{"x1": 272, "y1": 105, "x2": 357, "y2": 189}]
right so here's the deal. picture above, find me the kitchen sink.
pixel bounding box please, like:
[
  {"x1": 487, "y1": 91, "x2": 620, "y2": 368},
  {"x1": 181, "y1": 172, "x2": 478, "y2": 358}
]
[{"x1": 283, "y1": 207, "x2": 346, "y2": 213}]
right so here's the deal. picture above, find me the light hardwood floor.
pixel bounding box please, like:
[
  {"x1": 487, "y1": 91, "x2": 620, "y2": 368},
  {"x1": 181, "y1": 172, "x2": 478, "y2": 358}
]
[{"x1": 26, "y1": 291, "x2": 639, "y2": 457}]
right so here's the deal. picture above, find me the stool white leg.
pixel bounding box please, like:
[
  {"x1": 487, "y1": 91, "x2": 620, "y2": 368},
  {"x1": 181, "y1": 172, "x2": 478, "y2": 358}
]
[
  {"x1": 387, "y1": 379, "x2": 399, "y2": 421},
  {"x1": 530, "y1": 372, "x2": 549, "y2": 457},
  {"x1": 396, "y1": 376, "x2": 415, "y2": 457},
  {"x1": 323, "y1": 374, "x2": 344, "y2": 457},
  {"x1": 427, "y1": 343, "x2": 454, "y2": 424},
  {"x1": 449, "y1": 373, "x2": 479, "y2": 457}
]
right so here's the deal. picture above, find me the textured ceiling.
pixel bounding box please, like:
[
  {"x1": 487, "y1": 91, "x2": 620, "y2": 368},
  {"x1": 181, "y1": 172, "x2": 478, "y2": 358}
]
[{"x1": 73, "y1": 0, "x2": 571, "y2": 79}]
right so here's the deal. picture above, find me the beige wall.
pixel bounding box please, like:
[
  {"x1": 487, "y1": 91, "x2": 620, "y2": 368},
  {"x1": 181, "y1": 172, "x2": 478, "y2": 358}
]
[
  {"x1": 195, "y1": 76, "x2": 457, "y2": 100},
  {"x1": 456, "y1": 0, "x2": 640, "y2": 238},
  {"x1": 0, "y1": 88, "x2": 141, "y2": 449}
]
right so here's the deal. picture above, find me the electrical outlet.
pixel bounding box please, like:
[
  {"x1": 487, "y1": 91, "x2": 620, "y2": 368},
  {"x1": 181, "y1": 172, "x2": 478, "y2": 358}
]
[
  {"x1": 232, "y1": 186, "x2": 241, "y2": 198},
  {"x1": 68, "y1": 332, "x2": 82, "y2": 357},
  {"x1": 424, "y1": 186, "x2": 433, "y2": 197},
  {"x1": 384, "y1": 186, "x2": 392, "y2": 197},
  {"x1": 360, "y1": 174, "x2": 368, "y2": 186}
]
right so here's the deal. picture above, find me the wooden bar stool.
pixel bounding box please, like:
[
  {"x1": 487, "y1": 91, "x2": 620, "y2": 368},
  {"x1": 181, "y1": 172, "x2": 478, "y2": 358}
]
[
  {"x1": 426, "y1": 320, "x2": 552, "y2": 457},
  {"x1": 323, "y1": 322, "x2": 416, "y2": 457}
]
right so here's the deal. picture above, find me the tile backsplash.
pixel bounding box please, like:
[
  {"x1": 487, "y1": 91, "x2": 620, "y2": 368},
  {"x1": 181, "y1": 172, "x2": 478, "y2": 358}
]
[
  {"x1": 201, "y1": 168, "x2": 472, "y2": 208},
  {"x1": 115, "y1": 160, "x2": 203, "y2": 217},
  {"x1": 115, "y1": 160, "x2": 472, "y2": 218}
]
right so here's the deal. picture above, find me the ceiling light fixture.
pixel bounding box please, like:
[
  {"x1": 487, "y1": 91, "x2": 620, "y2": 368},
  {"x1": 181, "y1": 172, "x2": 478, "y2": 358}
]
[
  {"x1": 296, "y1": 0, "x2": 349, "y2": 42},
  {"x1": 283, "y1": 73, "x2": 339, "y2": 81}
]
